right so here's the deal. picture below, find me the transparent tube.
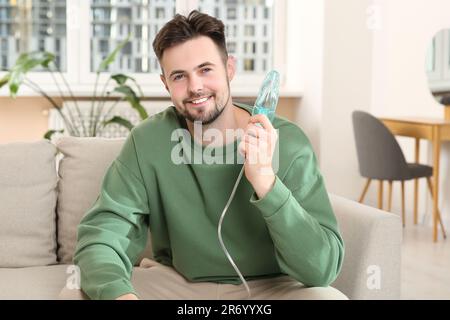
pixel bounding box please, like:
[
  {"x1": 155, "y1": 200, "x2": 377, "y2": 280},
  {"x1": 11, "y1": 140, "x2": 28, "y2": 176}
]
[{"x1": 217, "y1": 70, "x2": 281, "y2": 300}]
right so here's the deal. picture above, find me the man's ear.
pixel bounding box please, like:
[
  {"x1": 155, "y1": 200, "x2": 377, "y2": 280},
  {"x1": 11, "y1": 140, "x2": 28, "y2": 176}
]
[
  {"x1": 160, "y1": 74, "x2": 169, "y2": 92},
  {"x1": 226, "y1": 55, "x2": 236, "y2": 82}
]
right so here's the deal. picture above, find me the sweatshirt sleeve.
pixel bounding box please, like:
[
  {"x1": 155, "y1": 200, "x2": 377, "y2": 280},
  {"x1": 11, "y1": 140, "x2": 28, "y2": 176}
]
[
  {"x1": 74, "y1": 133, "x2": 150, "y2": 300},
  {"x1": 249, "y1": 143, "x2": 344, "y2": 287}
]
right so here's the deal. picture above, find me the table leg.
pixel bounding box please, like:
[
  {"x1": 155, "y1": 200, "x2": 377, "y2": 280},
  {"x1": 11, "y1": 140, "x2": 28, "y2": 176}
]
[
  {"x1": 414, "y1": 138, "x2": 420, "y2": 224},
  {"x1": 432, "y1": 127, "x2": 441, "y2": 242}
]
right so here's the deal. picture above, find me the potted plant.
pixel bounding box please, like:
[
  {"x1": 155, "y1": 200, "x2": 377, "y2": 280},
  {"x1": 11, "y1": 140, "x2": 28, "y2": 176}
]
[{"x1": 0, "y1": 36, "x2": 149, "y2": 139}]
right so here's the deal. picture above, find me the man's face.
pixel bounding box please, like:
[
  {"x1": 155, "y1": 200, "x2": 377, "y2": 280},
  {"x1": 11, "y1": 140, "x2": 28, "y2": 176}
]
[{"x1": 160, "y1": 36, "x2": 235, "y2": 125}]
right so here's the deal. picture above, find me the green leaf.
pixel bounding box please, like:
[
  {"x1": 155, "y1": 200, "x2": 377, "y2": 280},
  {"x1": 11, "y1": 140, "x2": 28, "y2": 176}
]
[
  {"x1": 111, "y1": 73, "x2": 144, "y2": 97},
  {"x1": 113, "y1": 85, "x2": 149, "y2": 120},
  {"x1": 102, "y1": 116, "x2": 134, "y2": 131},
  {"x1": 9, "y1": 72, "x2": 24, "y2": 97},
  {"x1": 111, "y1": 74, "x2": 130, "y2": 85},
  {"x1": 5, "y1": 51, "x2": 55, "y2": 97},
  {"x1": 44, "y1": 129, "x2": 64, "y2": 140},
  {"x1": 0, "y1": 74, "x2": 10, "y2": 89},
  {"x1": 15, "y1": 51, "x2": 55, "y2": 73},
  {"x1": 98, "y1": 34, "x2": 131, "y2": 73}
]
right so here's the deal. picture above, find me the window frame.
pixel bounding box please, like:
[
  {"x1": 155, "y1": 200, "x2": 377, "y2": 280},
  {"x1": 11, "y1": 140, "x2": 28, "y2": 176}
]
[
  {"x1": 0, "y1": 0, "x2": 301, "y2": 97},
  {"x1": 0, "y1": 0, "x2": 80, "y2": 95}
]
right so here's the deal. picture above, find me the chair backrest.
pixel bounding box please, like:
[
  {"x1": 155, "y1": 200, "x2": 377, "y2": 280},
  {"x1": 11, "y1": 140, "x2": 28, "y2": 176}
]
[{"x1": 352, "y1": 111, "x2": 409, "y2": 180}]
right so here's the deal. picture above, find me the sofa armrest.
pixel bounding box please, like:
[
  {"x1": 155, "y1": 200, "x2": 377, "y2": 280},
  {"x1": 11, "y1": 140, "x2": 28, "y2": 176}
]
[{"x1": 329, "y1": 194, "x2": 402, "y2": 300}]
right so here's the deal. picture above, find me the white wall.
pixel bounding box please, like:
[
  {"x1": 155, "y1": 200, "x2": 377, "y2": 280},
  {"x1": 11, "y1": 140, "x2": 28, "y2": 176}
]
[
  {"x1": 293, "y1": 0, "x2": 325, "y2": 159},
  {"x1": 370, "y1": 0, "x2": 450, "y2": 224},
  {"x1": 313, "y1": 0, "x2": 450, "y2": 225},
  {"x1": 319, "y1": 0, "x2": 374, "y2": 199}
]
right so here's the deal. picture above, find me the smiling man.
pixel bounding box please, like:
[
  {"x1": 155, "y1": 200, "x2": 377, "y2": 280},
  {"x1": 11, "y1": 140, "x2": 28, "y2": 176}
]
[
  {"x1": 157, "y1": 26, "x2": 250, "y2": 148},
  {"x1": 60, "y1": 10, "x2": 346, "y2": 300}
]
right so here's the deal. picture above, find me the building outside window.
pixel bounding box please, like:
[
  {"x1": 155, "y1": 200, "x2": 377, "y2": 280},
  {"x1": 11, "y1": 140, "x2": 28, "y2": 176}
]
[
  {"x1": 0, "y1": 0, "x2": 287, "y2": 96},
  {"x1": 0, "y1": 0, "x2": 67, "y2": 71},
  {"x1": 91, "y1": 0, "x2": 175, "y2": 74},
  {"x1": 199, "y1": 0, "x2": 273, "y2": 73}
]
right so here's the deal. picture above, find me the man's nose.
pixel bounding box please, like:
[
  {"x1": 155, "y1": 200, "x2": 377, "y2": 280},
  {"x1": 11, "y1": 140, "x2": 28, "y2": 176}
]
[{"x1": 188, "y1": 74, "x2": 203, "y2": 94}]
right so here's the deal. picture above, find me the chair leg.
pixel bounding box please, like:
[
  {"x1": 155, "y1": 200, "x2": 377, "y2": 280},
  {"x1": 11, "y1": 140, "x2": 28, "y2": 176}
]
[
  {"x1": 401, "y1": 181, "x2": 405, "y2": 227},
  {"x1": 387, "y1": 181, "x2": 393, "y2": 212},
  {"x1": 426, "y1": 177, "x2": 447, "y2": 239},
  {"x1": 359, "y1": 178, "x2": 372, "y2": 203},
  {"x1": 378, "y1": 180, "x2": 384, "y2": 210}
]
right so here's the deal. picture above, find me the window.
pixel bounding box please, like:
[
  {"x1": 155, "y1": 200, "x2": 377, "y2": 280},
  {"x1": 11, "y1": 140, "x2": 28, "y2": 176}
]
[
  {"x1": 244, "y1": 41, "x2": 256, "y2": 54},
  {"x1": 99, "y1": 39, "x2": 109, "y2": 53},
  {"x1": 1, "y1": 39, "x2": 7, "y2": 52},
  {"x1": 227, "y1": 41, "x2": 236, "y2": 53},
  {"x1": 155, "y1": 7, "x2": 165, "y2": 19},
  {"x1": 244, "y1": 58, "x2": 254, "y2": 71},
  {"x1": 244, "y1": 25, "x2": 255, "y2": 36},
  {"x1": 1, "y1": 0, "x2": 291, "y2": 97},
  {"x1": 226, "y1": 7, "x2": 236, "y2": 19},
  {"x1": 0, "y1": 0, "x2": 67, "y2": 71},
  {"x1": 90, "y1": 0, "x2": 175, "y2": 74},
  {"x1": 199, "y1": 0, "x2": 274, "y2": 74}
]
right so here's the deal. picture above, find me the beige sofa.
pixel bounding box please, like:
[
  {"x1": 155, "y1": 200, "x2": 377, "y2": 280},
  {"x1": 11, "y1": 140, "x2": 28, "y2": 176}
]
[{"x1": 0, "y1": 137, "x2": 402, "y2": 300}]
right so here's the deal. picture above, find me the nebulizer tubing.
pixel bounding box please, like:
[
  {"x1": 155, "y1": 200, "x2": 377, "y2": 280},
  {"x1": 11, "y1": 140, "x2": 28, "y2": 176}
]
[{"x1": 217, "y1": 70, "x2": 280, "y2": 300}]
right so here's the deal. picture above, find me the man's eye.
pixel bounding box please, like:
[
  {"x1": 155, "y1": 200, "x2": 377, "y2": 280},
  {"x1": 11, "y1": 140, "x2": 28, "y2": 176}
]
[
  {"x1": 202, "y1": 68, "x2": 212, "y2": 73},
  {"x1": 173, "y1": 74, "x2": 184, "y2": 81}
]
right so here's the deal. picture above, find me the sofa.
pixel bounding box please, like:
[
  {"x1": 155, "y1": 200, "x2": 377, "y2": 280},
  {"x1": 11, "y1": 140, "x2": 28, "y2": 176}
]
[{"x1": 0, "y1": 137, "x2": 402, "y2": 300}]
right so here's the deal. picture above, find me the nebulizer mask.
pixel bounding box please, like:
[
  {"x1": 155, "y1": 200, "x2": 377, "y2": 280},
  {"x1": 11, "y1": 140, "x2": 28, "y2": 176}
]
[{"x1": 217, "y1": 70, "x2": 280, "y2": 299}]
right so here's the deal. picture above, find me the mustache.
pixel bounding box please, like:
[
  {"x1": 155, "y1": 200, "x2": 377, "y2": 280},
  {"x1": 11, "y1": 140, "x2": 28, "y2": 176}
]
[{"x1": 183, "y1": 91, "x2": 214, "y2": 103}]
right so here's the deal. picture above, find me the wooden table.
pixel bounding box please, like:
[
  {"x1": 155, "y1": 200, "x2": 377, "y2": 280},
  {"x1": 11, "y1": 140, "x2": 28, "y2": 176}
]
[{"x1": 380, "y1": 117, "x2": 450, "y2": 242}]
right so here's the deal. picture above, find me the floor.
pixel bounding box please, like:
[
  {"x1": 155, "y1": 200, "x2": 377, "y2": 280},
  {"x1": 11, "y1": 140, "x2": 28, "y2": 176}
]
[{"x1": 401, "y1": 221, "x2": 450, "y2": 299}]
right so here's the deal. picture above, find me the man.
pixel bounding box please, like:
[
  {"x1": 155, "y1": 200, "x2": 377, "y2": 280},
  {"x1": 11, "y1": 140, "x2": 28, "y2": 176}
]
[{"x1": 61, "y1": 10, "x2": 346, "y2": 300}]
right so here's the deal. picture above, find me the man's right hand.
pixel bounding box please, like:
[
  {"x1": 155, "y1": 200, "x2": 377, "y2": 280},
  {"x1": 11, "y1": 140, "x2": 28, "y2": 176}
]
[{"x1": 116, "y1": 293, "x2": 139, "y2": 300}]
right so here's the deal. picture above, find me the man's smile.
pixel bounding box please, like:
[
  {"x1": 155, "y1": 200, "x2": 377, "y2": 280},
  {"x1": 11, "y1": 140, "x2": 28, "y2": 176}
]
[{"x1": 186, "y1": 95, "x2": 213, "y2": 107}]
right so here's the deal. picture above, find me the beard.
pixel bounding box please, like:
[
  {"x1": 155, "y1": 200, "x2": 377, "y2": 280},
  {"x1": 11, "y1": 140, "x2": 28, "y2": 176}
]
[
  {"x1": 184, "y1": 98, "x2": 226, "y2": 125},
  {"x1": 177, "y1": 81, "x2": 231, "y2": 125}
]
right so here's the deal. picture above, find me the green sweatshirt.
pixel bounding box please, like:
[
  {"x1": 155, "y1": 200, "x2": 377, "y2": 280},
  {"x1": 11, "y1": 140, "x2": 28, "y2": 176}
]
[{"x1": 74, "y1": 103, "x2": 344, "y2": 300}]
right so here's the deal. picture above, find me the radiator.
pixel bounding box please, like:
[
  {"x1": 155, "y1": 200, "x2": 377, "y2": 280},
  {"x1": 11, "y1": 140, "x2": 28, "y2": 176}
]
[{"x1": 48, "y1": 100, "x2": 171, "y2": 138}]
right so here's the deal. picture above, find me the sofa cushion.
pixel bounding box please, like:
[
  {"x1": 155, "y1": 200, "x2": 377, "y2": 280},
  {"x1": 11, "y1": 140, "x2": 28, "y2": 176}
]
[
  {"x1": 55, "y1": 137, "x2": 125, "y2": 263},
  {"x1": 0, "y1": 140, "x2": 58, "y2": 267},
  {"x1": 0, "y1": 264, "x2": 71, "y2": 299}
]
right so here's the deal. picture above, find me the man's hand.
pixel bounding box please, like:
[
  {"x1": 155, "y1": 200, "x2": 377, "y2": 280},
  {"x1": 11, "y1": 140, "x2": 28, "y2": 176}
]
[
  {"x1": 238, "y1": 114, "x2": 278, "y2": 199},
  {"x1": 116, "y1": 293, "x2": 139, "y2": 300}
]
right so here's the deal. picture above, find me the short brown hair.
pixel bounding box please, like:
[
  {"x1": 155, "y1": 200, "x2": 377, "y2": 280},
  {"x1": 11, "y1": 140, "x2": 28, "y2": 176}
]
[{"x1": 152, "y1": 10, "x2": 228, "y2": 66}]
